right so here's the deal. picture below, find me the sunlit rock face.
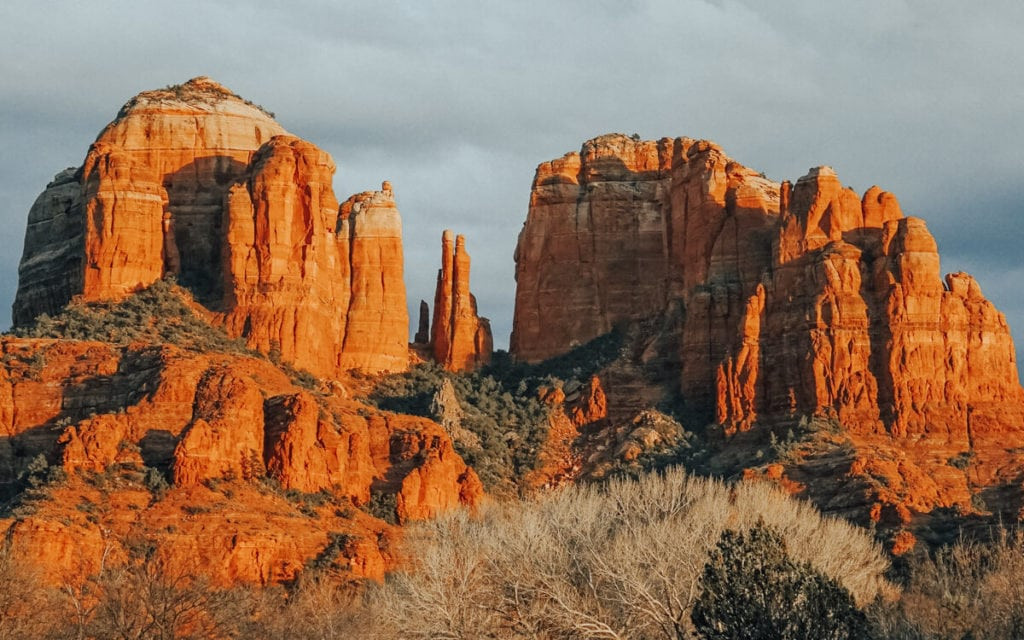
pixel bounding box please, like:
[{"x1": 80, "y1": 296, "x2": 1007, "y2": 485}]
[
  {"x1": 14, "y1": 77, "x2": 409, "y2": 376},
  {"x1": 512, "y1": 133, "x2": 1024, "y2": 437},
  {"x1": 0, "y1": 338, "x2": 481, "y2": 585},
  {"x1": 430, "y1": 230, "x2": 492, "y2": 372}
]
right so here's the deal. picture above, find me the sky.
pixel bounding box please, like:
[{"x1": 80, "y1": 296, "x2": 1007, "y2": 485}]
[{"x1": 1, "y1": 0, "x2": 1022, "y2": 368}]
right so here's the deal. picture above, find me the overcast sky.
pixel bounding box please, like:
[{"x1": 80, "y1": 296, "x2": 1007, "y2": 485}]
[{"x1": 1, "y1": 1, "x2": 1022, "y2": 370}]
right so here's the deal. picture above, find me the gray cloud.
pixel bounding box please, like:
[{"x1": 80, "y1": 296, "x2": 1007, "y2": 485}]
[{"x1": 1, "y1": 1, "x2": 1021, "y2": 373}]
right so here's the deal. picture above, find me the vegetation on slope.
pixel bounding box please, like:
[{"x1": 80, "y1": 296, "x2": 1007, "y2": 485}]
[
  {"x1": 7, "y1": 278, "x2": 320, "y2": 389},
  {"x1": 368, "y1": 362, "x2": 549, "y2": 494},
  {"x1": 367, "y1": 331, "x2": 626, "y2": 494},
  {"x1": 10, "y1": 279, "x2": 251, "y2": 355},
  {"x1": 3, "y1": 465, "x2": 1023, "y2": 638}
]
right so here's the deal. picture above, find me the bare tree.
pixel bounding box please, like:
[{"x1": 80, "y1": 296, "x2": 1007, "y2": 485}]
[
  {"x1": 0, "y1": 544, "x2": 59, "y2": 640},
  {"x1": 83, "y1": 546, "x2": 247, "y2": 640},
  {"x1": 368, "y1": 469, "x2": 892, "y2": 639},
  {"x1": 241, "y1": 574, "x2": 370, "y2": 640},
  {"x1": 871, "y1": 530, "x2": 1024, "y2": 640}
]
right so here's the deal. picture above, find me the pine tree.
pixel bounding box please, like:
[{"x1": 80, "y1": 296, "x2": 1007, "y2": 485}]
[{"x1": 692, "y1": 522, "x2": 870, "y2": 640}]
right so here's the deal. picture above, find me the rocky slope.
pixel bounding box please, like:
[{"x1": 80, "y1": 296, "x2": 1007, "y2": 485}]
[
  {"x1": 0, "y1": 326, "x2": 481, "y2": 586},
  {"x1": 14, "y1": 77, "x2": 408, "y2": 377},
  {"x1": 511, "y1": 134, "x2": 1024, "y2": 546}
]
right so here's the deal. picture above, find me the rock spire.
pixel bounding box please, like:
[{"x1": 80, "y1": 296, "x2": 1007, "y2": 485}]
[{"x1": 430, "y1": 230, "x2": 492, "y2": 371}]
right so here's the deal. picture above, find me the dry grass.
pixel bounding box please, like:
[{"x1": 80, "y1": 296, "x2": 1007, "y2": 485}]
[
  {"x1": 368, "y1": 469, "x2": 892, "y2": 639},
  {"x1": 869, "y1": 531, "x2": 1024, "y2": 640}
]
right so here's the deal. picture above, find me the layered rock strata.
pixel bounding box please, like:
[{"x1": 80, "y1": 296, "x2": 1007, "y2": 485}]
[
  {"x1": 0, "y1": 337, "x2": 481, "y2": 584},
  {"x1": 13, "y1": 78, "x2": 408, "y2": 376},
  {"x1": 430, "y1": 230, "x2": 493, "y2": 371},
  {"x1": 512, "y1": 134, "x2": 1024, "y2": 439}
]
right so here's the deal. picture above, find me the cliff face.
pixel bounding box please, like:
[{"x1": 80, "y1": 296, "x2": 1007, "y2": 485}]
[
  {"x1": 512, "y1": 134, "x2": 1024, "y2": 439},
  {"x1": 336, "y1": 185, "x2": 409, "y2": 372},
  {"x1": 13, "y1": 78, "x2": 408, "y2": 376},
  {"x1": 220, "y1": 138, "x2": 408, "y2": 374},
  {"x1": 0, "y1": 337, "x2": 481, "y2": 585},
  {"x1": 430, "y1": 230, "x2": 493, "y2": 371},
  {"x1": 14, "y1": 77, "x2": 285, "y2": 324},
  {"x1": 511, "y1": 137, "x2": 678, "y2": 361}
]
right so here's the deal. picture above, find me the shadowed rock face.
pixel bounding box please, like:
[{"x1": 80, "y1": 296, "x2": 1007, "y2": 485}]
[
  {"x1": 430, "y1": 230, "x2": 493, "y2": 372},
  {"x1": 512, "y1": 134, "x2": 1024, "y2": 438},
  {"x1": 13, "y1": 78, "x2": 409, "y2": 376}
]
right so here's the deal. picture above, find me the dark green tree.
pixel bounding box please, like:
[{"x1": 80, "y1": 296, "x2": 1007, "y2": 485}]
[{"x1": 692, "y1": 523, "x2": 870, "y2": 640}]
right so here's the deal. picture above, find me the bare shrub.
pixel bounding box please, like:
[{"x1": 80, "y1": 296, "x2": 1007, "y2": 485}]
[
  {"x1": 239, "y1": 574, "x2": 372, "y2": 640},
  {"x1": 76, "y1": 548, "x2": 249, "y2": 640},
  {"x1": 869, "y1": 531, "x2": 1024, "y2": 640},
  {"x1": 367, "y1": 469, "x2": 891, "y2": 639},
  {"x1": 0, "y1": 544, "x2": 59, "y2": 640}
]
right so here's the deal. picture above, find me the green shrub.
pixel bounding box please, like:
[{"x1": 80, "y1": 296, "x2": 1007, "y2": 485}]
[
  {"x1": 306, "y1": 532, "x2": 355, "y2": 573},
  {"x1": 365, "y1": 492, "x2": 398, "y2": 525},
  {"x1": 948, "y1": 451, "x2": 974, "y2": 470},
  {"x1": 281, "y1": 363, "x2": 320, "y2": 390},
  {"x1": 1, "y1": 453, "x2": 68, "y2": 518},
  {"x1": 11, "y1": 278, "x2": 254, "y2": 356},
  {"x1": 692, "y1": 523, "x2": 870, "y2": 640},
  {"x1": 142, "y1": 467, "x2": 170, "y2": 496}
]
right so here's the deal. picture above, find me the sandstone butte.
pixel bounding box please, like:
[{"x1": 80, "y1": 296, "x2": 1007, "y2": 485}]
[
  {"x1": 428, "y1": 230, "x2": 493, "y2": 372},
  {"x1": 0, "y1": 338, "x2": 482, "y2": 585},
  {"x1": 2, "y1": 78, "x2": 484, "y2": 586},
  {"x1": 13, "y1": 77, "x2": 409, "y2": 377},
  {"x1": 511, "y1": 134, "x2": 1024, "y2": 545}
]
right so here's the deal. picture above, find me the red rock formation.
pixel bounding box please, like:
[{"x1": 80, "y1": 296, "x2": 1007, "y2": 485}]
[
  {"x1": 512, "y1": 134, "x2": 1024, "y2": 439},
  {"x1": 746, "y1": 170, "x2": 1024, "y2": 439},
  {"x1": 335, "y1": 183, "x2": 409, "y2": 372},
  {"x1": 526, "y1": 376, "x2": 609, "y2": 489},
  {"x1": 511, "y1": 138, "x2": 672, "y2": 361},
  {"x1": 513, "y1": 133, "x2": 1024, "y2": 530},
  {"x1": 221, "y1": 138, "x2": 408, "y2": 375},
  {"x1": 80, "y1": 143, "x2": 168, "y2": 301},
  {"x1": 360, "y1": 411, "x2": 483, "y2": 523},
  {"x1": 13, "y1": 78, "x2": 409, "y2": 376},
  {"x1": 13, "y1": 77, "x2": 284, "y2": 325},
  {"x1": 59, "y1": 414, "x2": 138, "y2": 473},
  {"x1": 395, "y1": 435, "x2": 484, "y2": 522},
  {"x1": 0, "y1": 518, "x2": 110, "y2": 585},
  {"x1": 172, "y1": 371, "x2": 265, "y2": 486},
  {"x1": 263, "y1": 391, "x2": 379, "y2": 502},
  {"x1": 430, "y1": 230, "x2": 493, "y2": 371},
  {"x1": 0, "y1": 336, "x2": 480, "y2": 586},
  {"x1": 414, "y1": 300, "x2": 430, "y2": 344}
]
